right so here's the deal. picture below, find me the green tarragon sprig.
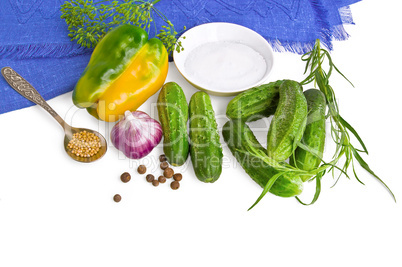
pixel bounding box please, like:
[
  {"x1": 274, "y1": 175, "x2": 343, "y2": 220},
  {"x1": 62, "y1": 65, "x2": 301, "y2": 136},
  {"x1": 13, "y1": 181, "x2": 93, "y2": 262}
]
[
  {"x1": 299, "y1": 39, "x2": 396, "y2": 203},
  {"x1": 60, "y1": 0, "x2": 185, "y2": 54},
  {"x1": 248, "y1": 39, "x2": 395, "y2": 210}
]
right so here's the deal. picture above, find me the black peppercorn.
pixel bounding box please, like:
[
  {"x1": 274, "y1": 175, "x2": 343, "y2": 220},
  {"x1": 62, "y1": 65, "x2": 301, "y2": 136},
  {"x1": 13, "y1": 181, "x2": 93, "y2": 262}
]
[
  {"x1": 173, "y1": 173, "x2": 182, "y2": 181},
  {"x1": 170, "y1": 181, "x2": 180, "y2": 190},
  {"x1": 120, "y1": 172, "x2": 131, "y2": 183},
  {"x1": 146, "y1": 174, "x2": 155, "y2": 183},
  {"x1": 137, "y1": 165, "x2": 147, "y2": 174},
  {"x1": 159, "y1": 154, "x2": 167, "y2": 162},
  {"x1": 113, "y1": 194, "x2": 122, "y2": 202},
  {"x1": 160, "y1": 161, "x2": 169, "y2": 170},
  {"x1": 164, "y1": 167, "x2": 174, "y2": 178},
  {"x1": 158, "y1": 176, "x2": 166, "y2": 183}
]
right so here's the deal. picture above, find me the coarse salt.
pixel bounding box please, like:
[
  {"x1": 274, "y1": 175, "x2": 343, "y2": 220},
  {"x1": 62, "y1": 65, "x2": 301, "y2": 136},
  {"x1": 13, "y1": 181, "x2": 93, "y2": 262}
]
[{"x1": 184, "y1": 41, "x2": 267, "y2": 92}]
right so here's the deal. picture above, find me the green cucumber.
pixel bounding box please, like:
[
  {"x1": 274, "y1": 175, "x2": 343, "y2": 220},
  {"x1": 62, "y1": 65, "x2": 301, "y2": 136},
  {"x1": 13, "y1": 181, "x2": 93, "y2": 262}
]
[
  {"x1": 157, "y1": 82, "x2": 189, "y2": 166},
  {"x1": 222, "y1": 120, "x2": 303, "y2": 197},
  {"x1": 267, "y1": 80, "x2": 308, "y2": 161},
  {"x1": 189, "y1": 91, "x2": 223, "y2": 183},
  {"x1": 226, "y1": 80, "x2": 283, "y2": 122},
  {"x1": 290, "y1": 89, "x2": 326, "y2": 181}
]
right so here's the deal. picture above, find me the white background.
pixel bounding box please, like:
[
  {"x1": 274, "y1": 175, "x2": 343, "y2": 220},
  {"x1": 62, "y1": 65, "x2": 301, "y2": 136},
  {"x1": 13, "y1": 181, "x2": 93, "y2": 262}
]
[{"x1": 1, "y1": 1, "x2": 401, "y2": 266}]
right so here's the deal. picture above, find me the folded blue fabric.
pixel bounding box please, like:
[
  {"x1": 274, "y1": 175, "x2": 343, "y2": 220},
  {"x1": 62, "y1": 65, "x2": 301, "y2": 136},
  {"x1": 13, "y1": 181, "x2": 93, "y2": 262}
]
[
  {"x1": 0, "y1": 0, "x2": 360, "y2": 114},
  {"x1": 154, "y1": 0, "x2": 359, "y2": 53}
]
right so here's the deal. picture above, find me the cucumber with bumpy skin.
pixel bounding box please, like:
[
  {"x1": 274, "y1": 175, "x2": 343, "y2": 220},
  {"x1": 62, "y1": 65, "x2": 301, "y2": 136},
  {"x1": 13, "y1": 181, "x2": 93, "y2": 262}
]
[
  {"x1": 157, "y1": 82, "x2": 189, "y2": 166},
  {"x1": 267, "y1": 80, "x2": 308, "y2": 161},
  {"x1": 290, "y1": 89, "x2": 326, "y2": 181},
  {"x1": 226, "y1": 80, "x2": 283, "y2": 122},
  {"x1": 189, "y1": 91, "x2": 223, "y2": 183},
  {"x1": 222, "y1": 120, "x2": 303, "y2": 197}
]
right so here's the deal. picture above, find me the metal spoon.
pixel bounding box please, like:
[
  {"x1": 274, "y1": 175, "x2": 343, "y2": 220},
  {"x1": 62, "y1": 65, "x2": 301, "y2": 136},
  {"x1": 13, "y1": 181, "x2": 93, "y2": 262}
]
[{"x1": 1, "y1": 67, "x2": 107, "y2": 163}]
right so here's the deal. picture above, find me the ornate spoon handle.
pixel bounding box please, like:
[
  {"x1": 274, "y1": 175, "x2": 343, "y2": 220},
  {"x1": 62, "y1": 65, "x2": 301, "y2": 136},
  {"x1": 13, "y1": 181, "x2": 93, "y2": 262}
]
[{"x1": 1, "y1": 67, "x2": 67, "y2": 129}]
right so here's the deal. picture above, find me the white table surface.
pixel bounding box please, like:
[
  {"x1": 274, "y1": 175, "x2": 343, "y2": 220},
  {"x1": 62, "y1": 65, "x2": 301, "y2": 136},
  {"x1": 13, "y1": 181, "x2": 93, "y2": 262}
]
[{"x1": 1, "y1": 1, "x2": 401, "y2": 266}]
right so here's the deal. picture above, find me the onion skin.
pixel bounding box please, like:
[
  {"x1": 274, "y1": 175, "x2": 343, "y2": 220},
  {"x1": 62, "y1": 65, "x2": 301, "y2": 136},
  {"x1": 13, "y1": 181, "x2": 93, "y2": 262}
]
[{"x1": 111, "y1": 111, "x2": 163, "y2": 159}]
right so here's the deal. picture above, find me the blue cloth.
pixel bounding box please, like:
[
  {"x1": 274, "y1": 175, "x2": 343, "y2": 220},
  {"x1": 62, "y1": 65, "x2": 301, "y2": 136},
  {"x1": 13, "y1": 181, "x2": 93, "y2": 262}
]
[
  {"x1": 154, "y1": 0, "x2": 359, "y2": 53},
  {"x1": 0, "y1": 0, "x2": 360, "y2": 114}
]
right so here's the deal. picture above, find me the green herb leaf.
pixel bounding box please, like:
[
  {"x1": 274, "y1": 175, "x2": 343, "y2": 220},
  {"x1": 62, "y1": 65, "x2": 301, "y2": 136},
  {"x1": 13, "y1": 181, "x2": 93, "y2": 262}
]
[
  {"x1": 248, "y1": 172, "x2": 284, "y2": 211},
  {"x1": 300, "y1": 39, "x2": 395, "y2": 203},
  {"x1": 339, "y1": 115, "x2": 368, "y2": 154},
  {"x1": 296, "y1": 171, "x2": 322, "y2": 205},
  {"x1": 60, "y1": 0, "x2": 185, "y2": 54},
  {"x1": 350, "y1": 146, "x2": 396, "y2": 202}
]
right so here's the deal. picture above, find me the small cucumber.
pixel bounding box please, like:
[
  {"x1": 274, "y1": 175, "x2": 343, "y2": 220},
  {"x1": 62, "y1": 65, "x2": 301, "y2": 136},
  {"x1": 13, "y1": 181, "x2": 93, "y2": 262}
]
[
  {"x1": 267, "y1": 80, "x2": 308, "y2": 161},
  {"x1": 189, "y1": 91, "x2": 223, "y2": 183},
  {"x1": 157, "y1": 82, "x2": 189, "y2": 166},
  {"x1": 226, "y1": 80, "x2": 283, "y2": 122},
  {"x1": 290, "y1": 89, "x2": 326, "y2": 181},
  {"x1": 222, "y1": 120, "x2": 303, "y2": 197}
]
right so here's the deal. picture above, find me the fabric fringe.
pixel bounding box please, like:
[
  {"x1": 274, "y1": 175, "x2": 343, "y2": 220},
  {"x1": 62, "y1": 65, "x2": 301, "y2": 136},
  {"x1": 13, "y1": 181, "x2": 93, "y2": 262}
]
[
  {"x1": 267, "y1": 0, "x2": 334, "y2": 55},
  {"x1": 268, "y1": 39, "x2": 315, "y2": 54},
  {"x1": 330, "y1": 5, "x2": 355, "y2": 41},
  {"x1": 310, "y1": 0, "x2": 335, "y2": 51},
  {"x1": 267, "y1": 38, "x2": 333, "y2": 55},
  {"x1": 271, "y1": 2, "x2": 356, "y2": 54},
  {"x1": 338, "y1": 5, "x2": 355, "y2": 25},
  {"x1": 331, "y1": 23, "x2": 350, "y2": 41},
  {"x1": 0, "y1": 43, "x2": 92, "y2": 59}
]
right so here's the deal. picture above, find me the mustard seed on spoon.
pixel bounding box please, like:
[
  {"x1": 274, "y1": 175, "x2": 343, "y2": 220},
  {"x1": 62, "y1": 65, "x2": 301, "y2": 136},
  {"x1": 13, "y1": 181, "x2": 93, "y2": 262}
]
[{"x1": 1, "y1": 67, "x2": 107, "y2": 163}]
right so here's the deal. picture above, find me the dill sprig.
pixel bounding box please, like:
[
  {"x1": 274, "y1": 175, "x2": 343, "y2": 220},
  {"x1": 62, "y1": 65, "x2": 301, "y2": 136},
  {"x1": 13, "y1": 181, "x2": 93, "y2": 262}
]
[{"x1": 60, "y1": 0, "x2": 185, "y2": 54}]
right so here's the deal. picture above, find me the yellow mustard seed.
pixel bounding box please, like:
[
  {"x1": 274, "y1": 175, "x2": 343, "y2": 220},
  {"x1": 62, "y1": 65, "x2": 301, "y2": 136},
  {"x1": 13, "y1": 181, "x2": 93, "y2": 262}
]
[{"x1": 67, "y1": 131, "x2": 101, "y2": 158}]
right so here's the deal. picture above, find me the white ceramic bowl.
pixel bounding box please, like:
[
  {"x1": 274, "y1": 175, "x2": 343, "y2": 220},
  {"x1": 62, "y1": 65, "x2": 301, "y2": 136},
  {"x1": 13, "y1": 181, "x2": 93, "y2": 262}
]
[{"x1": 173, "y1": 22, "x2": 275, "y2": 96}]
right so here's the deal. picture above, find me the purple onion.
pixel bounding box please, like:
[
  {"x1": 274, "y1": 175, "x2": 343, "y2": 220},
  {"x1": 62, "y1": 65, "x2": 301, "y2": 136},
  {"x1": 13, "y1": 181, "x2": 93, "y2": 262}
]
[{"x1": 111, "y1": 110, "x2": 163, "y2": 159}]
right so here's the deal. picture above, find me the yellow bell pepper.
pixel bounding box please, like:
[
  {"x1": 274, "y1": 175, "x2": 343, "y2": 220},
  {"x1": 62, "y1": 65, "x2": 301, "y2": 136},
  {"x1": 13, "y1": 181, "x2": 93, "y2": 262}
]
[{"x1": 72, "y1": 24, "x2": 168, "y2": 122}]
